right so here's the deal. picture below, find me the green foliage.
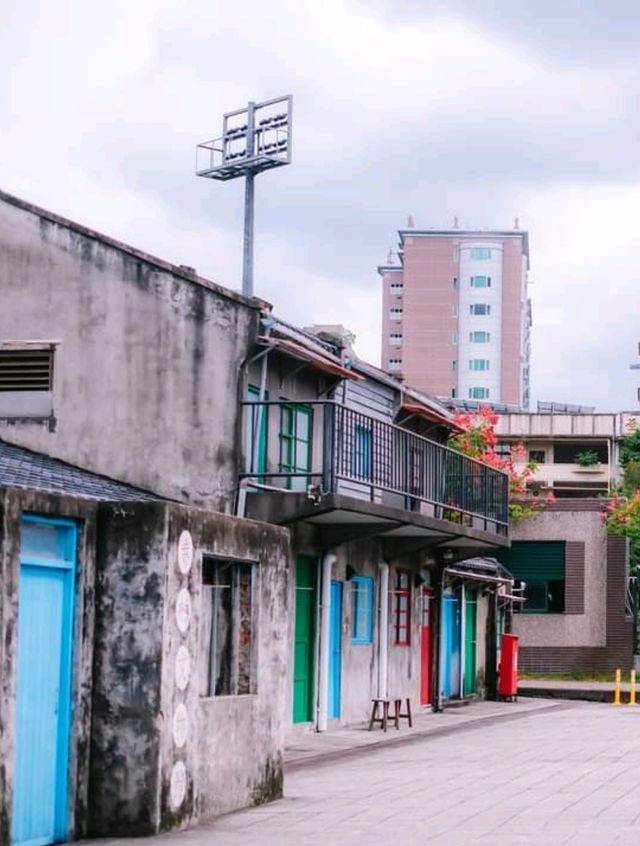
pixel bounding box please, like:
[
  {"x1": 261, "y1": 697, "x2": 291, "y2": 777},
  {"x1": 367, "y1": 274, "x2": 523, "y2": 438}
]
[
  {"x1": 620, "y1": 428, "x2": 640, "y2": 467},
  {"x1": 622, "y1": 460, "x2": 640, "y2": 496},
  {"x1": 574, "y1": 449, "x2": 600, "y2": 467}
]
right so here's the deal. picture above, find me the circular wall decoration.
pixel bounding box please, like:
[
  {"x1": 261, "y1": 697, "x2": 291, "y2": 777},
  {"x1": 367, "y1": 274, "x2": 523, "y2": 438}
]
[
  {"x1": 175, "y1": 588, "x2": 192, "y2": 634},
  {"x1": 174, "y1": 645, "x2": 191, "y2": 691},
  {"x1": 170, "y1": 760, "x2": 187, "y2": 809},
  {"x1": 172, "y1": 703, "x2": 189, "y2": 749},
  {"x1": 177, "y1": 530, "x2": 194, "y2": 575}
]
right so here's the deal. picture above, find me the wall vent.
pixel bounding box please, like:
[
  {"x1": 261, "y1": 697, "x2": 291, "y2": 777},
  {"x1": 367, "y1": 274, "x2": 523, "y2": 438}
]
[{"x1": 0, "y1": 348, "x2": 54, "y2": 392}]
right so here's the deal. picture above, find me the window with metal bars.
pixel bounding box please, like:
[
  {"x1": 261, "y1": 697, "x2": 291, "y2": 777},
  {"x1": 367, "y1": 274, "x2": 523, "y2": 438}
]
[{"x1": 0, "y1": 348, "x2": 54, "y2": 392}]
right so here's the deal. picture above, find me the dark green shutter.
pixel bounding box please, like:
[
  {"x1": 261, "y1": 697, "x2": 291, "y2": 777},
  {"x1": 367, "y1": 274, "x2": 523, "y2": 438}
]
[{"x1": 497, "y1": 541, "x2": 565, "y2": 581}]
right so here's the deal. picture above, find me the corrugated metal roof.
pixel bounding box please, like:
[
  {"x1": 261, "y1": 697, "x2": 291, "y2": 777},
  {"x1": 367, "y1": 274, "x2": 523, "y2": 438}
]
[{"x1": 0, "y1": 439, "x2": 161, "y2": 502}]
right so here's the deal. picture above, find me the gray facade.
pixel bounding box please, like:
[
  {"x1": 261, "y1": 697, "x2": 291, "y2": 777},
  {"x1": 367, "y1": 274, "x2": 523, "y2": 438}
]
[{"x1": 0, "y1": 189, "x2": 261, "y2": 511}]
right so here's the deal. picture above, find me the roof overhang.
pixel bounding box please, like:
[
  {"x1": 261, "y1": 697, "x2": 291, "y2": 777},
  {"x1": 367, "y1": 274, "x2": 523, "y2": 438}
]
[
  {"x1": 261, "y1": 335, "x2": 364, "y2": 381},
  {"x1": 399, "y1": 402, "x2": 464, "y2": 433}
]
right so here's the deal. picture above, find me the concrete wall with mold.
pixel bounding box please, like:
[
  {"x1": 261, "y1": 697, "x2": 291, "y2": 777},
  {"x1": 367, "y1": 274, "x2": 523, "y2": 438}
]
[
  {"x1": 0, "y1": 487, "x2": 97, "y2": 846},
  {"x1": 0, "y1": 190, "x2": 261, "y2": 512},
  {"x1": 89, "y1": 501, "x2": 290, "y2": 836}
]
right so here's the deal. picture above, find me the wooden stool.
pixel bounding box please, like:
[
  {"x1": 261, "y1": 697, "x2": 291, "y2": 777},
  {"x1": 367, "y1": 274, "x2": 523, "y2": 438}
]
[
  {"x1": 391, "y1": 697, "x2": 413, "y2": 728},
  {"x1": 368, "y1": 698, "x2": 390, "y2": 731}
]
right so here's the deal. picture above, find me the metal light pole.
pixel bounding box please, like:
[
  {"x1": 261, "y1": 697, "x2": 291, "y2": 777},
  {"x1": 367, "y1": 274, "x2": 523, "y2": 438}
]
[{"x1": 196, "y1": 95, "x2": 293, "y2": 299}]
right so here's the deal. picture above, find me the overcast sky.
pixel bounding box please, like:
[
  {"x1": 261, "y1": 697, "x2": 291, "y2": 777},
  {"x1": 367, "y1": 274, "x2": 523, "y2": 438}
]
[{"x1": 2, "y1": 0, "x2": 639, "y2": 410}]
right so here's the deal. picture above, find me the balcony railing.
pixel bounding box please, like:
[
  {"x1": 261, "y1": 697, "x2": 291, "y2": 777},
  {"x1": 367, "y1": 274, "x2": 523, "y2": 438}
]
[{"x1": 241, "y1": 400, "x2": 509, "y2": 536}]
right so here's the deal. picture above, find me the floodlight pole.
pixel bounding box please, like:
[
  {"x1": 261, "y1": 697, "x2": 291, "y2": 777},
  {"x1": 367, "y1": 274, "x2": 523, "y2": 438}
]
[{"x1": 242, "y1": 102, "x2": 256, "y2": 298}]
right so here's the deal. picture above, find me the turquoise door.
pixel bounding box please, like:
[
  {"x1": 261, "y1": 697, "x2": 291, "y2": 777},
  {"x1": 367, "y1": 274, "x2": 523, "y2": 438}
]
[
  {"x1": 13, "y1": 517, "x2": 77, "y2": 846},
  {"x1": 329, "y1": 581, "x2": 342, "y2": 720},
  {"x1": 441, "y1": 591, "x2": 455, "y2": 699}
]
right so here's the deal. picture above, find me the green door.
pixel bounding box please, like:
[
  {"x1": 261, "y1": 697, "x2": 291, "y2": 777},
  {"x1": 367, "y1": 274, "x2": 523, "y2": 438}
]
[
  {"x1": 293, "y1": 556, "x2": 317, "y2": 723},
  {"x1": 463, "y1": 589, "x2": 478, "y2": 697}
]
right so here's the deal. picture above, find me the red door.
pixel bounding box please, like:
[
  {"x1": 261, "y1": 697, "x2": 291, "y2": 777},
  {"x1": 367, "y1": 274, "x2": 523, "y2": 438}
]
[{"x1": 420, "y1": 587, "x2": 433, "y2": 705}]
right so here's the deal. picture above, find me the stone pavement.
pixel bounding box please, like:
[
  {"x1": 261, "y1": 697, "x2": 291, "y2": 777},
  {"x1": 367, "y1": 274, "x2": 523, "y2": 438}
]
[
  {"x1": 286, "y1": 696, "x2": 564, "y2": 769},
  {"x1": 97, "y1": 701, "x2": 640, "y2": 846},
  {"x1": 519, "y1": 679, "x2": 630, "y2": 704}
]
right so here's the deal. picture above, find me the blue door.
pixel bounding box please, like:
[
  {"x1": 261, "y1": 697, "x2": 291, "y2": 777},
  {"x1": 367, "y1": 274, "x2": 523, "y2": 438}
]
[
  {"x1": 328, "y1": 581, "x2": 342, "y2": 720},
  {"x1": 440, "y1": 591, "x2": 454, "y2": 699},
  {"x1": 13, "y1": 517, "x2": 77, "y2": 846},
  {"x1": 450, "y1": 589, "x2": 462, "y2": 698}
]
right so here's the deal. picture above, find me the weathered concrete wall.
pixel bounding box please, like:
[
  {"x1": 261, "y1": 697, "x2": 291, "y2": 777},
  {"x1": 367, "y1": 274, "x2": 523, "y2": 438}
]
[
  {"x1": 511, "y1": 509, "x2": 607, "y2": 649},
  {"x1": 89, "y1": 501, "x2": 290, "y2": 835},
  {"x1": 0, "y1": 191, "x2": 261, "y2": 511},
  {"x1": 0, "y1": 488, "x2": 97, "y2": 845}
]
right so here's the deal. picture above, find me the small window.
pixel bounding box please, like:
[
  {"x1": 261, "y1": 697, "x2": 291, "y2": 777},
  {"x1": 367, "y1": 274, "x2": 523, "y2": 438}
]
[
  {"x1": 495, "y1": 443, "x2": 511, "y2": 457},
  {"x1": 351, "y1": 576, "x2": 374, "y2": 644},
  {"x1": 452, "y1": 360, "x2": 457, "y2": 372},
  {"x1": 468, "y1": 387, "x2": 490, "y2": 399},
  {"x1": 470, "y1": 247, "x2": 492, "y2": 260},
  {"x1": 470, "y1": 303, "x2": 491, "y2": 315},
  {"x1": 388, "y1": 358, "x2": 403, "y2": 367},
  {"x1": 200, "y1": 557, "x2": 256, "y2": 697},
  {"x1": 389, "y1": 333, "x2": 403, "y2": 346},
  {"x1": 469, "y1": 359, "x2": 490, "y2": 371},
  {"x1": 451, "y1": 387, "x2": 457, "y2": 398},
  {"x1": 452, "y1": 330, "x2": 458, "y2": 344},
  {"x1": 470, "y1": 276, "x2": 491, "y2": 288},
  {"x1": 529, "y1": 449, "x2": 546, "y2": 464},
  {"x1": 470, "y1": 331, "x2": 490, "y2": 343},
  {"x1": 393, "y1": 568, "x2": 411, "y2": 646},
  {"x1": 452, "y1": 277, "x2": 458, "y2": 289},
  {"x1": 390, "y1": 308, "x2": 403, "y2": 318},
  {"x1": 390, "y1": 282, "x2": 404, "y2": 293}
]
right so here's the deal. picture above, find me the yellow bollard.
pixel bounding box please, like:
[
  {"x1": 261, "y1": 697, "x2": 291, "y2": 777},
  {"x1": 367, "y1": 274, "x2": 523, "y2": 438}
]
[
  {"x1": 614, "y1": 668, "x2": 621, "y2": 705},
  {"x1": 631, "y1": 670, "x2": 637, "y2": 706}
]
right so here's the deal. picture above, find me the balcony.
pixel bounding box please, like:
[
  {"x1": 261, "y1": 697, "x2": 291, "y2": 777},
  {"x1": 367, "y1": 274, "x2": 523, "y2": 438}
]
[{"x1": 240, "y1": 401, "x2": 509, "y2": 554}]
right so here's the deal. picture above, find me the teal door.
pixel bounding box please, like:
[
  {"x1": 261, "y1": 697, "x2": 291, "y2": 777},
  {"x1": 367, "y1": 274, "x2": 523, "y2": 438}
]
[
  {"x1": 293, "y1": 556, "x2": 316, "y2": 723},
  {"x1": 329, "y1": 581, "x2": 342, "y2": 720},
  {"x1": 13, "y1": 517, "x2": 77, "y2": 846}
]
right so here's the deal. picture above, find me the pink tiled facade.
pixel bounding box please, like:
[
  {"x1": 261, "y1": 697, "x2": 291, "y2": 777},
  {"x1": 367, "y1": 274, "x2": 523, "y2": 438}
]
[{"x1": 379, "y1": 229, "x2": 530, "y2": 408}]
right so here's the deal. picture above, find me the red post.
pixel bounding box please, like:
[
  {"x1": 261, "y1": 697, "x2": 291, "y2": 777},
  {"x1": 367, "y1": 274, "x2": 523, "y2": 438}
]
[{"x1": 498, "y1": 633, "x2": 519, "y2": 700}]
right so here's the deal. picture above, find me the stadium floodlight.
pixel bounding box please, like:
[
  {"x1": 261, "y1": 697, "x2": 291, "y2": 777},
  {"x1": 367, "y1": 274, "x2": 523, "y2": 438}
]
[{"x1": 196, "y1": 95, "x2": 293, "y2": 298}]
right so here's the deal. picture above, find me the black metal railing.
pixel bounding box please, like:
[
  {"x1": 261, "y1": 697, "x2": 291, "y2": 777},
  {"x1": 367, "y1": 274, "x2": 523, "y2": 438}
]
[{"x1": 241, "y1": 400, "x2": 509, "y2": 536}]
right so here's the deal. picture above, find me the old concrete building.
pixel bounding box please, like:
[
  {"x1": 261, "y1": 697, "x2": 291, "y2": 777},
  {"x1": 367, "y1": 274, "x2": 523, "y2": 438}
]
[
  {"x1": 0, "y1": 444, "x2": 290, "y2": 845},
  {"x1": 0, "y1": 188, "x2": 262, "y2": 511}
]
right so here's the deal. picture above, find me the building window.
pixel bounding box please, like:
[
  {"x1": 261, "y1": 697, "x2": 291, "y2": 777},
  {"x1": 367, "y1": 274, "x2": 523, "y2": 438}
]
[
  {"x1": 495, "y1": 443, "x2": 511, "y2": 457},
  {"x1": 393, "y1": 568, "x2": 411, "y2": 645},
  {"x1": 497, "y1": 541, "x2": 566, "y2": 614},
  {"x1": 470, "y1": 276, "x2": 491, "y2": 288},
  {"x1": 470, "y1": 247, "x2": 492, "y2": 260},
  {"x1": 529, "y1": 449, "x2": 546, "y2": 464},
  {"x1": 351, "y1": 576, "x2": 374, "y2": 644},
  {"x1": 388, "y1": 358, "x2": 403, "y2": 369},
  {"x1": 451, "y1": 387, "x2": 457, "y2": 398},
  {"x1": 452, "y1": 360, "x2": 457, "y2": 372},
  {"x1": 389, "y1": 333, "x2": 403, "y2": 346},
  {"x1": 452, "y1": 276, "x2": 458, "y2": 289},
  {"x1": 246, "y1": 385, "x2": 268, "y2": 476},
  {"x1": 469, "y1": 359, "x2": 490, "y2": 371},
  {"x1": 390, "y1": 308, "x2": 403, "y2": 318},
  {"x1": 352, "y1": 424, "x2": 372, "y2": 477},
  {"x1": 470, "y1": 303, "x2": 491, "y2": 315},
  {"x1": 280, "y1": 403, "x2": 313, "y2": 491},
  {"x1": 470, "y1": 331, "x2": 490, "y2": 343},
  {"x1": 468, "y1": 387, "x2": 490, "y2": 399},
  {"x1": 552, "y1": 442, "x2": 608, "y2": 464},
  {"x1": 390, "y1": 282, "x2": 403, "y2": 293},
  {"x1": 201, "y1": 557, "x2": 256, "y2": 696},
  {"x1": 0, "y1": 345, "x2": 56, "y2": 419},
  {"x1": 452, "y1": 330, "x2": 458, "y2": 344}
]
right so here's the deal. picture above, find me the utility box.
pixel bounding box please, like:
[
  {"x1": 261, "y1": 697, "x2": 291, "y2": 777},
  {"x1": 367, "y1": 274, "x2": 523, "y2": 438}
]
[{"x1": 498, "y1": 633, "x2": 519, "y2": 701}]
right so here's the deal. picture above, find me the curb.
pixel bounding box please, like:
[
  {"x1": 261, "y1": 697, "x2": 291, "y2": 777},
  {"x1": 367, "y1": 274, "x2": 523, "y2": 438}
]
[
  {"x1": 519, "y1": 687, "x2": 617, "y2": 704},
  {"x1": 285, "y1": 701, "x2": 572, "y2": 772}
]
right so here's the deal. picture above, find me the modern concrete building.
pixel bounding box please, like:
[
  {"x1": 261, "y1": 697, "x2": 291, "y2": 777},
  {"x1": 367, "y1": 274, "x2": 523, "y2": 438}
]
[{"x1": 379, "y1": 226, "x2": 531, "y2": 408}]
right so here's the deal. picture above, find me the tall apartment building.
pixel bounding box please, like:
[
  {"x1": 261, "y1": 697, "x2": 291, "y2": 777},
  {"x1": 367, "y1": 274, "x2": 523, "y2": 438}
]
[{"x1": 379, "y1": 226, "x2": 531, "y2": 408}]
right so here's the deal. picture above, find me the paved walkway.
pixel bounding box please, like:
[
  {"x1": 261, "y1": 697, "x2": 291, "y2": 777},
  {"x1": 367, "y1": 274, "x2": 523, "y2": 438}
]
[
  {"x1": 97, "y1": 700, "x2": 640, "y2": 846},
  {"x1": 286, "y1": 697, "x2": 564, "y2": 768}
]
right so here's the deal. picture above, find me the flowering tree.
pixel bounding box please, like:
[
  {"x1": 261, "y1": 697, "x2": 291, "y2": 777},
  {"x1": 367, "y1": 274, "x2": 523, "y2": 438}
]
[
  {"x1": 448, "y1": 406, "x2": 555, "y2": 522},
  {"x1": 603, "y1": 493, "x2": 640, "y2": 574}
]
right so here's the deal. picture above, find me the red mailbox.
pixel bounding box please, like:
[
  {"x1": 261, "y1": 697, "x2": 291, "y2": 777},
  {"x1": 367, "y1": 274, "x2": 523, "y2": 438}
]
[{"x1": 498, "y1": 633, "x2": 519, "y2": 701}]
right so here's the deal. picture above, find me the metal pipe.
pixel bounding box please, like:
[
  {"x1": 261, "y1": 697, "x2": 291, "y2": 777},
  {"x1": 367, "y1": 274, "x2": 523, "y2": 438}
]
[
  {"x1": 317, "y1": 552, "x2": 336, "y2": 732},
  {"x1": 249, "y1": 349, "x2": 269, "y2": 476},
  {"x1": 378, "y1": 563, "x2": 389, "y2": 699},
  {"x1": 242, "y1": 101, "x2": 256, "y2": 298}
]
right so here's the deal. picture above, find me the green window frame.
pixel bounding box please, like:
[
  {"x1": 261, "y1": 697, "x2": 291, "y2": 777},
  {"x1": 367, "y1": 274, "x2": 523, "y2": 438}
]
[
  {"x1": 470, "y1": 247, "x2": 492, "y2": 260},
  {"x1": 470, "y1": 331, "x2": 490, "y2": 343},
  {"x1": 351, "y1": 576, "x2": 374, "y2": 644},
  {"x1": 246, "y1": 385, "x2": 268, "y2": 476},
  {"x1": 468, "y1": 387, "x2": 489, "y2": 399},
  {"x1": 279, "y1": 402, "x2": 313, "y2": 491},
  {"x1": 469, "y1": 359, "x2": 490, "y2": 371},
  {"x1": 497, "y1": 541, "x2": 566, "y2": 614},
  {"x1": 470, "y1": 276, "x2": 491, "y2": 288}
]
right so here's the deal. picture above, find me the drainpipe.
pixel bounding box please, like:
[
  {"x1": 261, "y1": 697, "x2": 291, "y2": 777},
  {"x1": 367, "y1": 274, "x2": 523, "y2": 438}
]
[
  {"x1": 317, "y1": 551, "x2": 336, "y2": 732},
  {"x1": 378, "y1": 562, "x2": 389, "y2": 699}
]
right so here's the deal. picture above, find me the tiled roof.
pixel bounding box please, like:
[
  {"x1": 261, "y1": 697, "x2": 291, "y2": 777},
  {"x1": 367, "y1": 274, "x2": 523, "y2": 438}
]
[{"x1": 0, "y1": 439, "x2": 161, "y2": 502}]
